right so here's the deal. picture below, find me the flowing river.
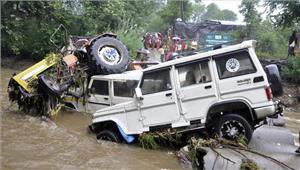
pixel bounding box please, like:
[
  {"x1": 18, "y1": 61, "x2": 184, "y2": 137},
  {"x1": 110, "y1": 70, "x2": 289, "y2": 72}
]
[
  {"x1": 0, "y1": 66, "x2": 182, "y2": 169},
  {"x1": 1, "y1": 62, "x2": 299, "y2": 169}
]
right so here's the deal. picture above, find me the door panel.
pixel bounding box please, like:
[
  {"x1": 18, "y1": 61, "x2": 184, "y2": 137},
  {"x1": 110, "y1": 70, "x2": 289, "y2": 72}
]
[
  {"x1": 176, "y1": 60, "x2": 217, "y2": 120},
  {"x1": 139, "y1": 68, "x2": 179, "y2": 126},
  {"x1": 87, "y1": 80, "x2": 111, "y2": 113},
  {"x1": 140, "y1": 90, "x2": 178, "y2": 126}
]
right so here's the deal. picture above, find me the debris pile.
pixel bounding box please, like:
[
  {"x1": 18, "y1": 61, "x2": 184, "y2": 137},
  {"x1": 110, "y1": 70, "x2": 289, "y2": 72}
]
[{"x1": 138, "y1": 130, "x2": 184, "y2": 150}]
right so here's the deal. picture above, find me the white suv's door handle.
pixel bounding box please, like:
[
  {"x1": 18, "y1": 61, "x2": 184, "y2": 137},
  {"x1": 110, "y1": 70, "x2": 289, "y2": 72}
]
[
  {"x1": 165, "y1": 93, "x2": 172, "y2": 97},
  {"x1": 205, "y1": 85, "x2": 212, "y2": 89}
]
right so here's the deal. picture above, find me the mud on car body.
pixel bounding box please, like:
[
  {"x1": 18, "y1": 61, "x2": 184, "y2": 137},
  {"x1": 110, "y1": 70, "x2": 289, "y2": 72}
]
[{"x1": 89, "y1": 40, "x2": 284, "y2": 143}]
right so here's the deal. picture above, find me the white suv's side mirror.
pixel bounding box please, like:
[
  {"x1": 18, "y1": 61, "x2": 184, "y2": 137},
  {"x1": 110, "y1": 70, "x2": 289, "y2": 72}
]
[{"x1": 135, "y1": 88, "x2": 143, "y2": 100}]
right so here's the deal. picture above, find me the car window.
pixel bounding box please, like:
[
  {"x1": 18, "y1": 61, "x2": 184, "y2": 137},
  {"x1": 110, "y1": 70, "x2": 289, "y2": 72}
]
[
  {"x1": 91, "y1": 80, "x2": 108, "y2": 95},
  {"x1": 177, "y1": 61, "x2": 212, "y2": 87},
  {"x1": 113, "y1": 80, "x2": 137, "y2": 97},
  {"x1": 141, "y1": 69, "x2": 172, "y2": 95},
  {"x1": 215, "y1": 51, "x2": 256, "y2": 79}
]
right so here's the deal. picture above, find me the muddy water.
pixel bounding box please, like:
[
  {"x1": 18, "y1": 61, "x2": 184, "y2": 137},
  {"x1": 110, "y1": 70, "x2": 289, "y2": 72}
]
[{"x1": 0, "y1": 67, "x2": 182, "y2": 169}]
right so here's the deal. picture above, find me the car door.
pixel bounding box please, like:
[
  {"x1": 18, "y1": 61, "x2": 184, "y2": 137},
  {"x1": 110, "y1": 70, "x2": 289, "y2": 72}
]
[
  {"x1": 138, "y1": 68, "x2": 180, "y2": 127},
  {"x1": 175, "y1": 59, "x2": 217, "y2": 120},
  {"x1": 87, "y1": 79, "x2": 111, "y2": 113},
  {"x1": 214, "y1": 50, "x2": 265, "y2": 104}
]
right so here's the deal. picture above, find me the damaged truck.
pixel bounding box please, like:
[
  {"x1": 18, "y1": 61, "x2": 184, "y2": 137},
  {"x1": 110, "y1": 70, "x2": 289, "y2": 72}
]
[{"x1": 7, "y1": 25, "x2": 132, "y2": 116}]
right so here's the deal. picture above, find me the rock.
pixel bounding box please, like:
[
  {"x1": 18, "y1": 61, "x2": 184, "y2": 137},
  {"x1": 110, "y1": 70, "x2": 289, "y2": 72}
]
[
  {"x1": 286, "y1": 97, "x2": 298, "y2": 106},
  {"x1": 177, "y1": 126, "x2": 299, "y2": 169},
  {"x1": 266, "y1": 114, "x2": 285, "y2": 126}
]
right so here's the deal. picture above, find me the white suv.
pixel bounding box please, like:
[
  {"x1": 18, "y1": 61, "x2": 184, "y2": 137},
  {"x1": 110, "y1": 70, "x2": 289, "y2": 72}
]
[
  {"x1": 63, "y1": 70, "x2": 141, "y2": 113},
  {"x1": 89, "y1": 40, "x2": 283, "y2": 143}
]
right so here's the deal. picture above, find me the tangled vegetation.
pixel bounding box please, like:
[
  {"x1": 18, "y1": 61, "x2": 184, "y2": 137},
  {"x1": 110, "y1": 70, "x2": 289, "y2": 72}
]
[
  {"x1": 138, "y1": 130, "x2": 184, "y2": 150},
  {"x1": 138, "y1": 130, "x2": 295, "y2": 170},
  {"x1": 8, "y1": 52, "x2": 88, "y2": 117},
  {"x1": 240, "y1": 158, "x2": 259, "y2": 170}
]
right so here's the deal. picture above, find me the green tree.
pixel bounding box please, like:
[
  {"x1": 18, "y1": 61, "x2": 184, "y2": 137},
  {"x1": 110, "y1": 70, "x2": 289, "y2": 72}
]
[
  {"x1": 1, "y1": 0, "x2": 159, "y2": 58},
  {"x1": 190, "y1": 2, "x2": 206, "y2": 22},
  {"x1": 221, "y1": 9, "x2": 237, "y2": 21},
  {"x1": 201, "y1": 3, "x2": 237, "y2": 21},
  {"x1": 239, "y1": 0, "x2": 261, "y2": 39},
  {"x1": 265, "y1": 0, "x2": 300, "y2": 27},
  {"x1": 159, "y1": 0, "x2": 193, "y2": 25},
  {"x1": 201, "y1": 3, "x2": 220, "y2": 20},
  {"x1": 1, "y1": 1, "x2": 58, "y2": 58}
]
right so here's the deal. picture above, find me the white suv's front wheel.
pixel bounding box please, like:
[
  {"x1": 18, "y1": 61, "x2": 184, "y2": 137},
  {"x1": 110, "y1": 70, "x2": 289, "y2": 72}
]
[
  {"x1": 96, "y1": 129, "x2": 121, "y2": 143},
  {"x1": 215, "y1": 114, "x2": 253, "y2": 143}
]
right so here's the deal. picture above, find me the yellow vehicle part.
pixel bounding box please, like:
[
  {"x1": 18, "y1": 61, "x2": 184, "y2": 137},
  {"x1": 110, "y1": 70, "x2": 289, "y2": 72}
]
[{"x1": 13, "y1": 53, "x2": 59, "y2": 92}]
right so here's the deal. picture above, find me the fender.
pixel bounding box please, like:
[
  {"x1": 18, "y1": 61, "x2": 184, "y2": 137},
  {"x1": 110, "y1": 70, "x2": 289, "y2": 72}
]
[
  {"x1": 91, "y1": 118, "x2": 135, "y2": 143},
  {"x1": 206, "y1": 99, "x2": 255, "y2": 123},
  {"x1": 117, "y1": 124, "x2": 135, "y2": 143}
]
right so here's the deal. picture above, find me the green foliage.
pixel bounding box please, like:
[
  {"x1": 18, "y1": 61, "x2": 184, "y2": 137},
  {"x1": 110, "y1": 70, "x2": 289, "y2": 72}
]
[
  {"x1": 114, "y1": 21, "x2": 143, "y2": 59},
  {"x1": 265, "y1": 0, "x2": 300, "y2": 27},
  {"x1": 138, "y1": 130, "x2": 184, "y2": 150},
  {"x1": 1, "y1": 0, "x2": 158, "y2": 59},
  {"x1": 147, "y1": 0, "x2": 193, "y2": 32},
  {"x1": 139, "y1": 133, "x2": 159, "y2": 150},
  {"x1": 1, "y1": 1, "x2": 58, "y2": 58},
  {"x1": 201, "y1": 3, "x2": 237, "y2": 21},
  {"x1": 254, "y1": 21, "x2": 287, "y2": 59},
  {"x1": 239, "y1": 0, "x2": 261, "y2": 40},
  {"x1": 189, "y1": 3, "x2": 206, "y2": 23},
  {"x1": 283, "y1": 56, "x2": 300, "y2": 82},
  {"x1": 146, "y1": 14, "x2": 169, "y2": 32},
  {"x1": 238, "y1": 2, "x2": 295, "y2": 60},
  {"x1": 240, "y1": 159, "x2": 260, "y2": 170}
]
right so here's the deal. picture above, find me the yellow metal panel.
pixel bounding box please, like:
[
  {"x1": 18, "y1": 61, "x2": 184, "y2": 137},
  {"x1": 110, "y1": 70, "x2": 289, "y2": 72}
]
[{"x1": 13, "y1": 57, "x2": 56, "y2": 92}]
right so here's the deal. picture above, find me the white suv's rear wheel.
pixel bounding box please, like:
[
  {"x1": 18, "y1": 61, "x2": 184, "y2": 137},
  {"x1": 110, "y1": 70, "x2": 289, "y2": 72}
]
[{"x1": 215, "y1": 114, "x2": 253, "y2": 143}]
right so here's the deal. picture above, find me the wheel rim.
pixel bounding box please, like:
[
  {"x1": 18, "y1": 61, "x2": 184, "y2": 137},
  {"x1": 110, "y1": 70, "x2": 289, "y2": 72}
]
[
  {"x1": 98, "y1": 46, "x2": 121, "y2": 65},
  {"x1": 219, "y1": 120, "x2": 246, "y2": 139},
  {"x1": 44, "y1": 76, "x2": 60, "y2": 91}
]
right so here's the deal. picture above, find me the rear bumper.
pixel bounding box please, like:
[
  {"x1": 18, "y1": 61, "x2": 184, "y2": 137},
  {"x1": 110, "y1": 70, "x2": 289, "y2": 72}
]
[
  {"x1": 254, "y1": 105, "x2": 275, "y2": 120},
  {"x1": 254, "y1": 101, "x2": 284, "y2": 120}
]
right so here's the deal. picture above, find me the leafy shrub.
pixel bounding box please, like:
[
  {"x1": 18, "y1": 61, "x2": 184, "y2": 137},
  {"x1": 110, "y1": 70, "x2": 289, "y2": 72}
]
[
  {"x1": 113, "y1": 21, "x2": 144, "y2": 60},
  {"x1": 283, "y1": 56, "x2": 300, "y2": 82}
]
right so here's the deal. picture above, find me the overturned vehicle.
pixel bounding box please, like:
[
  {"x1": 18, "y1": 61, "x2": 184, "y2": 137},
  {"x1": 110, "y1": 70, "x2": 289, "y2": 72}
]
[{"x1": 7, "y1": 26, "x2": 130, "y2": 116}]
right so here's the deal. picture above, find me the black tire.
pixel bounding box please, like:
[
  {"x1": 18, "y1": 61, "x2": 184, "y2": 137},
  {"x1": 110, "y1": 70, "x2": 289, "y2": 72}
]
[
  {"x1": 38, "y1": 74, "x2": 62, "y2": 96},
  {"x1": 215, "y1": 114, "x2": 253, "y2": 143},
  {"x1": 265, "y1": 64, "x2": 283, "y2": 97},
  {"x1": 89, "y1": 37, "x2": 129, "y2": 74},
  {"x1": 96, "y1": 129, "x2": 121, "y2": 143}
]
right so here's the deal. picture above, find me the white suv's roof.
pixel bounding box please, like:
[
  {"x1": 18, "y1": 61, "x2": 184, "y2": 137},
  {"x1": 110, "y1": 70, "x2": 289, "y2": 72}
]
[
  {"x1": 143, "y1": 40, "x2": 256, "y2": 72},
  {"x1": 92, "y1": 70, "x2": 142, "y2": 81}
]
